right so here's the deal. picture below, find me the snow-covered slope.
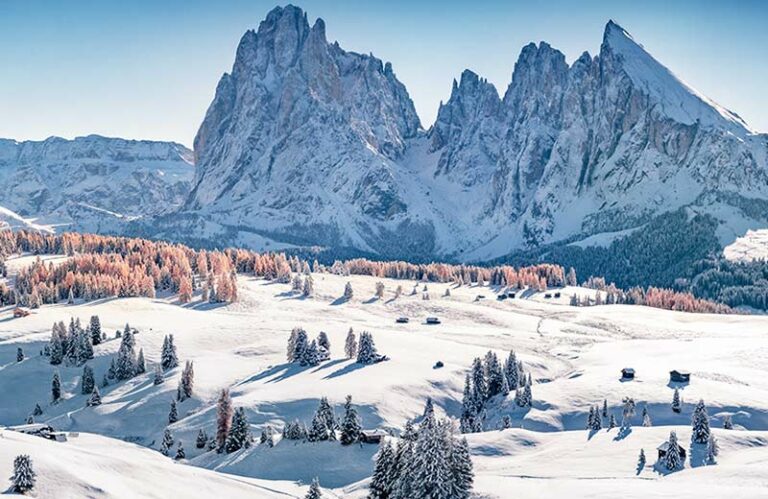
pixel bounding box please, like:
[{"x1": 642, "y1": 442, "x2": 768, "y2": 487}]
[
  {"x1": 0, "y1": 135, "x2": 193, "y2": 234},
  {"x1": 0, "y1": 430, "x2": 314, "y2": 498},
  {"x1": 1, "y1": 259, "x2": 768, "y2": 496},
  {"x1": 181, "y1": 6, "x2": 768, "y2": 262}
]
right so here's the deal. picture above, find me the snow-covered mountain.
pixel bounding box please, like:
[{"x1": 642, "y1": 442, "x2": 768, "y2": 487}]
[
  {"x1": 0, "y1": 135, "x2": 193, "y2": 233},
  {"x1": 186, "y1": 7, "x2": 768, "y2": 261}
]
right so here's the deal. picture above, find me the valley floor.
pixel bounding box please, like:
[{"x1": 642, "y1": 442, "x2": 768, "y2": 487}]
[{"x1": 1, "y1": 255, "x2": 767, "y2": 497}]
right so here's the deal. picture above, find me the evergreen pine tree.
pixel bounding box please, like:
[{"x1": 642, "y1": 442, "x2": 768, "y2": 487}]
[
  {"x1": 317, "y1": 331, "x2": 330, "y2": 352},
  {"x1": 161, "y1": 334, "x2": 178, "y2": 371},
  {"x1": 226, "y1": 407, "x2": 252, "y2": 452},
  {"x1": 706, "y1": 433, "x2": 719, "y2": 464},
  {"x1": 672, "y1": 388, "x2": 682, "y2": 413},
  {"x1": 11, "y1": 454, "x2": 36, "y2": 493},
  {"x1": 343, "y1": 282, "x2": 353, "y2": 301},
  {"x1": 300, "y1": 340, "x2": 320, "y2": 367},
  {"x1": 340, "y1": 395, "x2": 362, "y2": 445},
  {"x1": 177, "y1": 361, "x2": 194, "y2": 401},
  {"x1": 16, "y1": 347, "x2": 24, "y2": 362},
  {"x1": 608, "y1": 414, "x2": 617, "y2": 429},
  {"x1": 51, "y1": 371, "x2": 61, "y2": 403},
  {"x1": 168, "y1": 399, "x2": 178, "y2": 424},
  {"x1": 723, "y1": 415, "x2": 733, "y2": 429},
  {"x1": 449, "y1": 436, "x2": 474, "y2": 499},
  {"x1": 87, "y1": 386, "x2": 102, "y2": 407},
  {"x1": 344, "y1": 328, "x2": 357, "y2": 359},
  {"x1": 160, "y1": 428, "x2": 174, "y2": 456},
  {"x1": 89, "y1": 315, "x2": 102, "y2": 345},
  {"x1": 291, "y1": 328, "x2": 309, "y2": 363},
  {"x1": 602, "y1": 399, "x2": 608, "y2": 419},
  {"x1": 49, "y1": 330, "x2": 64, "y2": 365},
  {"x1": 307, "y1": 411, "x2": 329, "y2": 442},
  {"x1": 637, "y1": 448, "x2": 646, "y2": 472},
  {"x1": 136, "y1": 348, "x2": 146, "y2": 374},
  {"x1": 305, "y1": 477, "x2": 323, "y2": 499},
  {"x1": 369, "y1": 440, "x2": 394, "y2": 498},
  {"x1": 80, "y1": 364, "x2": 95, "y2": 395},
  {"x1": 642, "y1": 406, "x2": 652, "y2": 427},
  {"x1": 484, "y1": 352, "x2": 505, "y2": 398},
  {"x1": 316, "y1": 397, "x2": 338, "y2": 438},
  {"x1": 356, "y1": 332, "x2": 379, "y2": 364},
  {"x1": 196, "y1": 429, "x2": 209, "y2": 449},
  {"x1": 115, "y1": 330, "x2": 136, "y2": 380},
  {"x1": 587, "y1": 406, "x2": 595, "y2": 430},
  {"x1": 153, "y1": 366, "x2": 164, "y2": 385},
  {"x1": 470, "y1": 357, "x2": 487, "y2": 406},
  {"x1": 411, "y1": 417, "x2": 452, "y2": 499},
  {"x1": 691, "y1": 399, "x2": 711, "y2": 444},
  {"x1": 216, "y1": 388, "x2": 233, "y2": 452},
  {"x1": 302, "y1": 275, "x2": 314, "y2": 297},
  {"x1": 664, "y1": 431, "x2": 682, "y2": 470},
  {"x1": 175, "y1": 441, "x2": 186, "y2": 460},
  {"x1": 107, "y1": 358, "x2": 116, "y2": 379},
  {"x1": 460, "y1": 374, "x2": 476, "y2": 434},
  {"x1": 33, "y1": 404, "x2": 43, "y2": 416}
]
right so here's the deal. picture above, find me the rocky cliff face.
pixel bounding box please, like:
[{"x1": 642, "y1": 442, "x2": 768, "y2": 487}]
[{"x1": 0, "y1": 135, "x2": 193, "y2": 233}]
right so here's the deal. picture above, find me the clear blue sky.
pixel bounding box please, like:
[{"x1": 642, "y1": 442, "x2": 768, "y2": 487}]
[{"x1": 1, "y1": 0, "x2": 766, "y2": 147}]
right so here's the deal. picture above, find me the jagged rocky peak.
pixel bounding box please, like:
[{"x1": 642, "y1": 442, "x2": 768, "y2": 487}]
[{"x1": 599, "y1": 20, "x2": 751, "y2": 135}]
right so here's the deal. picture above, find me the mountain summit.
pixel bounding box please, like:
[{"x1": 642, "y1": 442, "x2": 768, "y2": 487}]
[{"x1": 183, "y1": 11, "x2": 768, "y2": 260}]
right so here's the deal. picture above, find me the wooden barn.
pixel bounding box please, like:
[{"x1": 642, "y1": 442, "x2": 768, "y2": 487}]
[
  {"x1": 360, "y1": 429, "x2": 388, "y2": 444},
  {"x1": 621, "y1": 368, "x2": 635, "y2": 380},
  {"x1": 669, "y1": 370, "x2": 691, "y2": 383}
]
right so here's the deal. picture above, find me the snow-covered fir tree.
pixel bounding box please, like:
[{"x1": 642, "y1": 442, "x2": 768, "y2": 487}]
[
  {"x1": 292, "y1": 273, "x2": 303, "y2": 292},
  {"x1": 608, "y1": 414, "x2": 617, "y2": 429},
  {"x1": 16, "y1": 347, "x2": 23, "y2": 362},
  {"x1": 316, "y1": 397, "x2": 338, "y2": 437},
  {"x1": 590, "y1": 405, "x2": 603, "y2": 431},
  {"x1": 51, "y1": 371, "x2": 61, "y2": 403},
  {"x1": 470, "y1": 358, "x2": 487, "y2": 405},
  {"x1": 80, "y1": 364, "x2": 95, "y2": 395},
  {"x1": 49, "y1": 329, "x2": 64, "y2": 365},
  {"x1": 290, "y1": 328, "x2": 309, "y2": 363},
  {"x1": 484, "y1": 351, "x2": 505, "y2": 398},
  {"x1": 305, "y1": 477, "x2": 323, "y2": 499},
  {"x1": 300, "y1": 340, "x2": 320, "y2": 367},
  {"x1": 302, "y1": 275, "x2": 314, "y2": 297},
  {"x1": 33, "y1": 404, "x2": 43, "y2": 416},
  {"x1": 260, "y1": 425, "x2": 275, "y2": 447},
  {"x1": 375, "y1": 281, "x2": 385, "y2": 299},
  {"x1": 11, "y1": 454, "x2": 36, "y2": 493},
  {"x1": 160, "y1": 428, "x2": 174, "y2": 456},
  {"x1": 356, "y1": 332, "x2": 379, "y2": 364},
  {"x1": 87, "y1": 386, "x2": 102, "y2": 407},
  {"x1": 638, "y1": 448, "x2": 646, "y2": 471},
  {"x1": 340, "y1": 395, "x2": 362, "y2": 445},
  {"x1": 216, "y1": 388, "x2": 233, "y2": 452},
  {"x1": 410, "y1": 416, "x2": 452, "y2": 498},
  {"x1": 706, "y1": 433, "x2": 719, "y2": 464},
  {"x1": 153, "y1": 366, "x2": 164, "y2": 385},
  {"x1": 423, "y1": 397, "x2": 435, "y2": 420},
  {"x1": 344, "y1": 328, "x2": 357, "y2": 359},
  {"x1": 136, "y1": 348, "x2": 146, "y2": 374},
  {"x1": 226, "y1": 407, "x2": 251, "y2": 452},
  {"x1": 642, "y1": 405, "x2": 652, "y2": 427},
  {"x1": 602, "y1": 399, "x2": 608, "y2": 419},
  {"x1": 307, "y1": 411, "x2": 330, "y2": 442},
  {"x1": 343, "y1": 281, "x2": 353, "y2": 301},
  {"x1": 672, "y1": 388, "x2": 682, "y2": 413},
  {"x1": 168, "y1": 399, "x2": 178, "y2": 424},
  {"x1": 107, "y1": 358, "x2": 116, "y2": 379},
  {"x1": 175, "y1": 441, "x2": 186, "y2": 460},
  {"x1": 621, "y1": 397, "x2": 636, "y2": 428},
  {"x1": 691, "y1": 399, "x2": 711, "y2": 444},
  {"x1": 114, "y1": 329, "x2": 136, "y2": 380},
  {"x1": 317, "y1": 331, "x2": 330, "y2": 352},
  {"x1": 664, "y1": 431, "x2": 682, "y2": 470},
  {"x1": 283, "y1": 420, "x2": 308, "y2": 441},
  {"x1": 723, "y1": 414, "x2": 733, "y2": 429},
  {"x1": 369, "y1": 440, "x2": 395, "y2": 498},
  {"x1": 161, "y1": 334, "x2": 178, "y2": 371},
  {"x1": 449, "y1": 436, "x2": 474, "y2": 499},
  {"x1": 76, "y1": 327, "x2": 93, "y2": 365},
  {"x1": 196, "y1": 429, "x2": 209, "y2": 449},
  {"x1": 177, "y1": 360, "x2": 194, "y2": 401},
  {"x1": 89, "y1": 315, "x2": 102, "y2": 345}
]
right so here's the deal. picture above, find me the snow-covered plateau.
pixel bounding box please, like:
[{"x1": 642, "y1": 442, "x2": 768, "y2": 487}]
[{"x1": 1, "y1": 255, "x2": 767, "y2": 497}]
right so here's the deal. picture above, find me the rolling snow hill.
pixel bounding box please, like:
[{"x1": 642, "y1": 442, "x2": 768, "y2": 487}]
[{"x1": 1, "y1": 256, "x2": 767, "y2": 497}]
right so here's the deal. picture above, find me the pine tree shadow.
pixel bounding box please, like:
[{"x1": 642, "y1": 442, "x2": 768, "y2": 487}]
[
  {"x1": 330, "y1": 296, "x2": 350, "y2": 306},
  {"x1": 613, "y1": 426, "x2": 633, "y2": 441},
  {"x1": 238, "y1": 362, "x2": 312, "y2": 385},
  {"x1": 322, "y1": 361, "x2": 367, "y2": 379},
  {"x1": 363, "y1": 297, "x2": 379, "y2": 304},
  {"x1": 311, "y1": 358, "x2": 347, "y2": 373},
  {"x1": 652, "y1": 460, "x2": 684, "y2": 476}
]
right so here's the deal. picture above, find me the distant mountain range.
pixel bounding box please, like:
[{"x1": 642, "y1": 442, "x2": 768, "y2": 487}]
[{"x1": 2, "y1": 5, "x2": 767, "y2": 284}]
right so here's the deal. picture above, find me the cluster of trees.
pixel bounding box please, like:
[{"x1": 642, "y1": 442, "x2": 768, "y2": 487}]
[
  {"x1": 283, "y1": 396, "x2": 363, "y2": 446},
  {"x1": 286, "y1": 328, "x2": 331, "y2": 367},
  {"x1": 47, "y1": 317, "x2": 100, "y2": 366},
  {"x1": 574, "y1": 280, "x2": 732, "y2": 314},
  {"x1": 688, "y1": 257, "x2": 768, "y2": 311},
  {"x1": 2, "y1": 231, "x2": 238, "y2": 307},
  {"x1": 369, "y1": 411, "x2": 473, "y2": 499},
  {"x1": 460, "y1": 350, "x2": 530, "y2": 433}
]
